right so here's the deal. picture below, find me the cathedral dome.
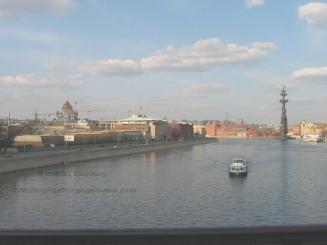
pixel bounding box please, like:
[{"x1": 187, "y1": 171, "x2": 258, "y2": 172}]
[{"x1": 62, "y1": 100, "x2": 73, "y2": 112}]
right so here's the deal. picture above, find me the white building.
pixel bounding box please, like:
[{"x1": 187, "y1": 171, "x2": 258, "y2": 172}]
[
  {"x1": 98, "y1": 119, "x2": 119, "y2": 131},
  {"x1": 65, "y1": 119, "x2": 98, "y2": 130},
  {"x1": 117, "y1": 114, "x2": 171, "y2": 141}
]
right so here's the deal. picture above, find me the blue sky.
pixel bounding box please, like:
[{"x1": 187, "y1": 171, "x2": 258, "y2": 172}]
[{"x1": 0, "y1": 0, "x2": 327, "y2": 124}]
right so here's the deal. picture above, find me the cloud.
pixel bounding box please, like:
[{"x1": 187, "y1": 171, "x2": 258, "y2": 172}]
[
  {"x1": 140, "y1": 39, "x2": 276, "y2": 71},
  {"x1": 0, "y1": 74, "x2": 84, "y2": 88},
  {"x1": 79, "y1": 59, "x2": 143, "y2": 76},
  {"x1": 245, "y1": 0, "x2": 265, "y2": 8},
  {"x1": 78, "y1": 38, "x2": 276, "y2": 76},
  {"x1": 181, "y1": 83, "x2": 227, "y2": 97},
  {"x1": 298, "y1": 2, "x2": 327, "y2": 27},
  {"x1": 0, "y1": 0, "x2": 77, "y2": 17},
  {"x1": 292, "y1": 67, "x2": 327, "y2": 83}
]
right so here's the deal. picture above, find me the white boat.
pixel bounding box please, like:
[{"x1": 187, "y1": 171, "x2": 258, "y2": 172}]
[
  {"x1": 229, "y1": 157, "x2": 247, "y2": 177},
  {"x1": 303, "y1": 134, "x2": 323, "y2": 143}
]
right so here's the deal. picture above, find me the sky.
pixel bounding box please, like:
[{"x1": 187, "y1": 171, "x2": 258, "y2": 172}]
[{"x1": 0, "y1": 0, "x2": 327, "y2": 124}]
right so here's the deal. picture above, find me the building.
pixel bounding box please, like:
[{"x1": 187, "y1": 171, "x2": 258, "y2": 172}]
[
  {"x1": 65, "y1": 119, "x2": 98, "y2": 130},
  {"x1": 237, "y1": 130, "x2": 247, "y2": 138},
  {"x1": 301, "y1": 121, "x2": 319, "y2": 136},
  {"x1": 13, "y1": 131, "x2": 144, "y2": 148},
  {"x1": 115, "y1": 124, "x2": 151, "y2": 142},
  {"x1": 14, "y1": 135, "x2": 61, "y2": 148},
  {"x1": 193, "y1": 124, "x2": 206, "y2": 137},
  {"x1": 205, "y1": 121, "x2": 282, "y2": 138},
  {"x1": 205, "y1": 122, "x2": 219, "y2": 137},
  {"x1": 169, "y1": 121, "x2": 193, "y2": 140},
  {"x1": 32, "y1": 124, "x2": 65, "y2": 134},
  {"x1": 292, "y1": 125, "x2": 301, "y2": 136},
  {"x1": 116, "y1": 114, "x2": 171, "y2": 142},
  {"x1": 98, "y1": 120, "x2": 119, "y2": 131},
  {"x1": 205, "y1": 121, "x2": 248, "y2": 138},
  {"x1": 56, "y1": 100, "x2": 78, "y2": 123},
  {"x1": 300, "y1": 121, "x2": 325, "y2": 137}
]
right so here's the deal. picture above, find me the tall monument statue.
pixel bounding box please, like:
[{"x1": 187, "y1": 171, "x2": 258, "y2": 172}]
[{"x1": 280, "y1": 86, "x2": 289, "y2": 139}]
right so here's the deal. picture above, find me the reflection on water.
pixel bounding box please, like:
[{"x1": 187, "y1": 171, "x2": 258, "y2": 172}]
[{"x1": 0, "y1": 139, "x2": 327, "y2": 229}]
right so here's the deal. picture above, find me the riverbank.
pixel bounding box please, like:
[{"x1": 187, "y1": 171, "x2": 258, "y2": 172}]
[
  {"x1": 206, "y1": 136, "x2": 280, "y2": 139},
  {"x1": 0, "y1": 138, "x2": 217, "y2": 174}
]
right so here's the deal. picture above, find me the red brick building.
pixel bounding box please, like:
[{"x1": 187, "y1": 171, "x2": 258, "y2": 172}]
[
  {"x1": 292, "y1": 125, "x2": 301, "y2": 136},
  {"x1": 205, "y1": 122, "x2": 219, "y2": 137},
  {"x1": 205, "y1": 121, "x2": 248, "y2": 137}
]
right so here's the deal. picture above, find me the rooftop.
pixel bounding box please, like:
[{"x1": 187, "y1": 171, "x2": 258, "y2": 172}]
[{"x1": 120, "y1": 114, "x2": 167, "y2": 124}]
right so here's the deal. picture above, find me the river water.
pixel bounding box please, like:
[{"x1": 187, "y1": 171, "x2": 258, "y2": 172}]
[{"x1": 1, "y1": 139, "x2": 327, "y2": 229}]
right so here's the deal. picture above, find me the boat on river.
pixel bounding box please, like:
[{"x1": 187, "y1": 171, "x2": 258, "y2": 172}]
[
  {"x1": 229, "y1": 157, "x2": 247, "y2": 177},
  {"x1": 303, "y1": 134, "x2": 323, "y2": 143}
]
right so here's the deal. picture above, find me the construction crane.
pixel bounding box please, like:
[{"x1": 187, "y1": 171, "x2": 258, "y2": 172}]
[
  {"x1": 128, "y1": 106, "x2": 145, "y2": 117},
  {"x1": 78, "y1": 109, "x2": 105, "y2": 119},
  {"x1": 32, "y1": 110, "x2": 57, "y2": 122},
  {"x1": 73, "y1": 101, "x2": 104, "y2": 114},
  {"x1": 32, "y1": 108, "x2": 105, "y2": 122}
]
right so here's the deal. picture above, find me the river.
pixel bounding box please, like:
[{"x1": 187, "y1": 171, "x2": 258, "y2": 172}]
[{"x1": 0, "y1": 139, "x2": 327, "y2": 229}]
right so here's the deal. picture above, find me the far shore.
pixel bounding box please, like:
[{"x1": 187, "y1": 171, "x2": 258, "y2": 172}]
[{"x1": 206, "y1": 136, "x2": 280, "y2": 139}]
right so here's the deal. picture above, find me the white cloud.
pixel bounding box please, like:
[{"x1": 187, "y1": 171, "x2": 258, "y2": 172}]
[
  {"x1": 78, "y1": 38, "x2": 276, "y2": 76},
  {"x1": 140, "y1": 39, "x2": 276, "y2": 71},
  {"x1": 245, "y1": 0, "x2": 265, "y2": 8},
  {"x1": 292, "y1": 67, "x2": 327, "y2": 82},
  {"x1": 79, "y1": 59, "x2": 143, "y2": 76},
  {"x1": 0, "y1": 74, "x2": 84, "y2": 88},
  {"x1": 0, "y1": 0, "x2": 76, "y2": 17},
  {"x1": 298, "y1": 2, "x2": 327, "y2": 27}
]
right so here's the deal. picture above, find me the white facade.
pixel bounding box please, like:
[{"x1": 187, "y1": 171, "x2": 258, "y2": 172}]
[
  {"x1": 119, "y1": 114, "x2": 167, "y2": 125},
  {"x1": 98, "y1": 120, "x2": 119, "y2": 131},
  {"x1": 119, "y1": 114, "x2": 171, "y2": 141}
]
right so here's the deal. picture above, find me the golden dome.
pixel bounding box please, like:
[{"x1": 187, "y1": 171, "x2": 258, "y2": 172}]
[{"x1": 62, "y1": 100, "x2": 73, "y2": 111}]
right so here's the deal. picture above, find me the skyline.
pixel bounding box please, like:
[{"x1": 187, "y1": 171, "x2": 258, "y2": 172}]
[{"x1": 0, "y1": 0, "x2": 327, "y2": 124}]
